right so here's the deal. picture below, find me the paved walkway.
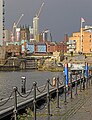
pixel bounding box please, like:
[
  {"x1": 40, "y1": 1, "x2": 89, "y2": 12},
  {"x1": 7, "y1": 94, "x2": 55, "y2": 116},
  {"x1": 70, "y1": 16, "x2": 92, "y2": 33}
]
[
  {"x1": 67, "y1": 88, "x2": 92, "y2": 120},
  {"x1": 35, "y1": 81, "x2": 92, "y2": 120}
]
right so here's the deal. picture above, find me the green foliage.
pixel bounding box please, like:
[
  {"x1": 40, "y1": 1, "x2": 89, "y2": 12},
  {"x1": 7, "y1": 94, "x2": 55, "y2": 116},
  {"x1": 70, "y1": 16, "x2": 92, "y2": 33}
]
[{"x1": 17, "y1": 108, "x2": 34, "y2": 120}]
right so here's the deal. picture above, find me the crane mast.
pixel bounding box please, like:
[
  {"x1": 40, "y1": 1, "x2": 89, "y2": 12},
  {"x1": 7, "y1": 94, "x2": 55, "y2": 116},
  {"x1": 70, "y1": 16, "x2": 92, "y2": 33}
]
[
  {"x1": 36, "y1": 2, "x2": 44, "y2": 18},
  {"x1": 12, "y1": 14, "x2": 24, "y2": 42},
  {"x1": 33, "y1": 2, "x2": 44, "y2": 38}
]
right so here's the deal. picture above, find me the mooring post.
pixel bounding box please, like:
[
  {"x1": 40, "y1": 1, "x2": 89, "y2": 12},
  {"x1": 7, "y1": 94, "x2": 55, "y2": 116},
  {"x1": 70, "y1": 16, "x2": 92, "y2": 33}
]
[
  {"x1": 33, "y1": 82, "x2": 37, "y2": 120},
  {"x1": 21, "y1": 76, "x2": 26, "y2": 94},
  {"x1": 75, "y1": 72, "x2": 78, "y2": 95},
  {"x1": 80, "y1": 72, "x2": 82, "y2": 92},
  {"x1": 13, "y1": 87, "x2": 17, "y2": 120},
  {"x1": 70, "y1": 73, "x2": 73, "y2": 99},
  {"x1": 47, "y1": 79, "x2": 50, "y2": 119},
  {"x1": 56, "y1": 77, "x2": 59, "y2": 108}
]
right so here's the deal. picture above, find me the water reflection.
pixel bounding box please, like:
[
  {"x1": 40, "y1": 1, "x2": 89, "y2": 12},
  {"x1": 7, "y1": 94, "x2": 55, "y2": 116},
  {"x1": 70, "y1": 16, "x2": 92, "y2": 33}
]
[{"x1": 0, "y1": 70, "x2": 63, "y2": 98}]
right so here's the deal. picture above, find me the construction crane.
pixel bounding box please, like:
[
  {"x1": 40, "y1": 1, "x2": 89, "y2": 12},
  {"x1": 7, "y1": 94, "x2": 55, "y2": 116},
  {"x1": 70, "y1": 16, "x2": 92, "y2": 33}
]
[
  {"x1": 12, "y1": 14, "x2": 24, "y2": 42},
  {"x1": 33, "y1": 2, "x2": 44, "y2": 38},
  {"x1": 36, "y1": 2, "x2": 44, "y2": 18}
]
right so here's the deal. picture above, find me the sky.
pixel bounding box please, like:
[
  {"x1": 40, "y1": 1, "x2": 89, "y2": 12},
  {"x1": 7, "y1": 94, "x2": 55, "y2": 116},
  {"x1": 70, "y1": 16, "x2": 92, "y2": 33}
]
[{"x1": 5, "y1": 0, "x2": 92, "y2": 42}]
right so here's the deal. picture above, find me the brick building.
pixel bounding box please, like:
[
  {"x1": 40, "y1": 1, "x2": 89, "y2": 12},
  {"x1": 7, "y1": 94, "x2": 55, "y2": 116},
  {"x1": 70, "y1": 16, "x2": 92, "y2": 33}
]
[{"x1": 68, "y1": 26, "x2": 92, "y2": 54}]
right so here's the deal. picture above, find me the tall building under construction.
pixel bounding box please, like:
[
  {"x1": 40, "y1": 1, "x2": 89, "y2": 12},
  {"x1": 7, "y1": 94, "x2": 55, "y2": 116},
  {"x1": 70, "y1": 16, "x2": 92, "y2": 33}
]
[
  {"x1": 33, "y1": 16, "x2": 39, "y2": 38},
  {"x1": 0, "y1": 0, "x2": 5, "y2": 46}
]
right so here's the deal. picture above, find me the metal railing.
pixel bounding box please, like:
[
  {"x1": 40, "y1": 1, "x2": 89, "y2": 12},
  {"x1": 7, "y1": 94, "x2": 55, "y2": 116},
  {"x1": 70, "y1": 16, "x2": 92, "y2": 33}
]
[{"x1": 0, "y1": 72, "x2": 92, "y2": 120}]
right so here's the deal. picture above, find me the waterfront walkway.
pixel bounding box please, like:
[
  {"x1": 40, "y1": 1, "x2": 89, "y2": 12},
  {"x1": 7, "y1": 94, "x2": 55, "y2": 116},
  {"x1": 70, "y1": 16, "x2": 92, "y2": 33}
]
[{"x1": 35, "y1": 83, "x2": 92, "y2": 120}]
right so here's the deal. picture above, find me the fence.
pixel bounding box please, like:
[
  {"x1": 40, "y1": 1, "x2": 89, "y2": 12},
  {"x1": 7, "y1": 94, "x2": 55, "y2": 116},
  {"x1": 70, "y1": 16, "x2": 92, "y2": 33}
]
[{"x1": 0, "y1": 72, "x2": 92, "y2": 120}]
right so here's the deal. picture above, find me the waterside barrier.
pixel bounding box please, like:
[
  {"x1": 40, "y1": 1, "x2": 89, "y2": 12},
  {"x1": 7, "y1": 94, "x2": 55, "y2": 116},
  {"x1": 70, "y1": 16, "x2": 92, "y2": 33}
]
[{"x1": 0, "y1": 64, "x2": 92, "y2": 120}]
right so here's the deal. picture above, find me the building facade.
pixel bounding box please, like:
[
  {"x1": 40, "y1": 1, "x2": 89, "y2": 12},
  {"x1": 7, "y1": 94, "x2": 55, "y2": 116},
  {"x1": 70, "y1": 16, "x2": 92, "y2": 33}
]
[
  {"x1": 68, "y1": 26, "x2": 92, "y2": 54},
  {"x1": 0, "y1": 0, "x2": 5, "y2": 46},
  {"x1": 33, "y1": 17, "x2": 39, "y2": 39},
  {"x1": 20, "y1": 26, "x2": 30, "y2": 42}
]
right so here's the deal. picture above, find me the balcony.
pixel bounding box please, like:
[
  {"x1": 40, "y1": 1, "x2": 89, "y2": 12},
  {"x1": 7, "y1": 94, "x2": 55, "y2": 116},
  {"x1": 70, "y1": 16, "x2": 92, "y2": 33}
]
[{"x1": 67, "y1": 42, "x2": 71, "y2": 45}]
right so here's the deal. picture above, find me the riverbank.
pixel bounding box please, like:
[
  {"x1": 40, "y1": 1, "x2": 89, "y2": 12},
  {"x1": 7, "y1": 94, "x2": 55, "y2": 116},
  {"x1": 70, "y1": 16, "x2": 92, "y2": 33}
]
[{"x1": 38, "y1": 66, "x2": 64, "y2": 72}]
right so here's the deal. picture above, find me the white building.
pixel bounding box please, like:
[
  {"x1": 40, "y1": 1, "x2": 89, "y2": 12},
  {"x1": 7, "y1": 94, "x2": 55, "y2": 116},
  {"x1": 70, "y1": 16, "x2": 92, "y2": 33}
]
[
  {"x1": 29, "y1": 26, "x2": 34, "y2": 41},
  {"x1": 43, "y1": 29, "x2": 52, "y2": 42},
  {"x1": 33, "y1": 16, "x2": 39, "y2": 38},
  {"x1": 0, "y1": 0, "x2": 4, "y2": 46},
  {"x1": 84, "y1": 26, "x2": 92, "y2": 32}
]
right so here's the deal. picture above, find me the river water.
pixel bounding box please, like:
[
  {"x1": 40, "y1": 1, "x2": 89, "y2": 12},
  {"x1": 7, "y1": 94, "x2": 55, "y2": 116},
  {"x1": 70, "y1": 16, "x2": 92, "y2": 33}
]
[{"x1": 0, "y1": 70, "x2": 63, "y2": 99}]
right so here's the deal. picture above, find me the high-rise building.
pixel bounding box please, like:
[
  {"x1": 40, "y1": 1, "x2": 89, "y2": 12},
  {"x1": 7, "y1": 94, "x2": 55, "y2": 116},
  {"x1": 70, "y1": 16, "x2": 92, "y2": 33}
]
[
  {"x1": 0, "y1": 0, "x2": 5, "y2": 46},
  {"x1": 43, "y1": 29, "x2": 51, "y2": 42},
  {"x1": 33, "y1": 16, "x2": 39, "y2": 39},
  {"x1": 29, "y1": 26, "x2": 34, "y2": 41}
]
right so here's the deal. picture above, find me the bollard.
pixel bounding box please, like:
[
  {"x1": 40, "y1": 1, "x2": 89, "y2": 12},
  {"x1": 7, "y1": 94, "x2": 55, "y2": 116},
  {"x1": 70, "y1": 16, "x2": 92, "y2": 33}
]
[
  {"x1": 13, "y1": 87, "x2": 17, "y2": 120},
  {"x1": 21, "y1": 76, "x2": 26, "y2": 94},
  {"x1": 75, "y1": 72, "x2": 78, "y2": 95},
  {"x1": 47, "y1": 79, "x2": 50, "y2": 119},
  {"x1": 79, "y1": 72, "x2": 82, "y2": 92},
  {"x1": 52, "y1": 77, "x2": 56, "y2": 87},
  {"x1": 56, "y1": 77, "x2": 59, "y2": 108},
  {"x1": 70, "y1": 73, "x2": 73, "y2": 99},
  {"x1": 33, "y1": 82, "x2": 37, "y2": 120},
  {"x1": 64, "y1": 75, "x2": 67, "y2": 103}
]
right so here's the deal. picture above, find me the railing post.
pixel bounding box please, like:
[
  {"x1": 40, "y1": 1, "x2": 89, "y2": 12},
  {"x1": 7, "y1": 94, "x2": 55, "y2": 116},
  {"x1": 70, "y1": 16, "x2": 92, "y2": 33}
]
[
  {"x1": 85, "y1": 62, "x2": 89, "y2": 89},
  {"x1": 64, "y1": 75, "x2": 67, "y2": 103},
  {"x1": 56, "y1": 77, "x2": 59, "y2": 108},
  {"x1": 33, "y1": 82, "x2": 37, "y2": 120},
  {"x1": 75, "y1": 73, "x2": 78, "y2": 95},
  {"x1": 47, "y1": 79, "x2": 50, "y2": 119},
  {"x1": 89, "y1": 75, "x2": 90, "y2": 86},
  {"x1": 86, "y1": 77, "x2": 88, "y2": 89},
  {"x1": 13, "y1": 87, "x2": 17, "y2": 120},
  {"x1": 70, "y1": 73, "x2": 73, "y2": 99},
  {"x1": 83, "y1": 71, "x2": 85, "y2": 90},
  {"x1": 91, "y1": 71, "x2": 92, "y2": 85},
  {"x1": 80, "y1": 72, "x2": 82, "y2": 92}
]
